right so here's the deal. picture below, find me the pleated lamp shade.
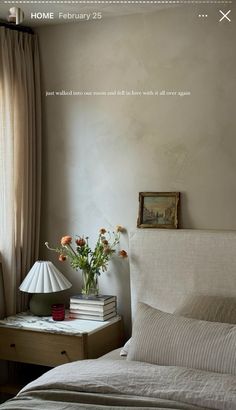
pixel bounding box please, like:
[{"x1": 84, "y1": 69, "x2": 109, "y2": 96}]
[
  {"x1": 19, "y1": 261, "x2": 72, "y2": 316},
  {"x1": 19, "y1": 261, "x2": 72, "y2": 293}
]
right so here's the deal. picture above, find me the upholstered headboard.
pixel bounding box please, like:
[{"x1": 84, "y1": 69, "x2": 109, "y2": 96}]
[{"x1": 129, "y1": 229, "x2": 236, "y2": 319}]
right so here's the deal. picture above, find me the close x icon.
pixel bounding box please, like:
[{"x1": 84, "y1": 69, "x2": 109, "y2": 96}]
[{"x1": 219, "y1": 10, "x2": 231, "y2": 22}]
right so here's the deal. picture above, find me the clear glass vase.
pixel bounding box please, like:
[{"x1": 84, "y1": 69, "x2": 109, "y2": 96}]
[{"x1": 81, "y1": 270, "x2": 99, "y2": 296}]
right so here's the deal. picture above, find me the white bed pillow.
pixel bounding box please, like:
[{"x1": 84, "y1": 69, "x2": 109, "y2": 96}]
[
  {"x1": 127, "y1": 302, "x2": 236, "y2": 375},
  {"x1": 175, "y1": 295, "x2": 236, "y2": 323},
  {"x1": 121, "y1": 295, "x2": 236, "y2": 357},
  {"x1": 120, "y1": 338, "x2": 131, "y2": 356}
]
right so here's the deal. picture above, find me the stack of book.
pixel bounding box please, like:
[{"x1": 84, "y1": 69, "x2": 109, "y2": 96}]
[{"x1": 69, "y1": 294, "x2": 117, "y2": 321}]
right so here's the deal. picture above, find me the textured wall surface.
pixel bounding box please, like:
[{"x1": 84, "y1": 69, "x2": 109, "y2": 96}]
[{"x1": 37, "y1": 6, "x2": 236, "y2": 334}]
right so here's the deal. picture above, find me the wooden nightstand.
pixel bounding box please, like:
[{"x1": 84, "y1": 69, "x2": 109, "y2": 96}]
[
  {"x1": 0, "y1": 312, "x2": 123, "y2": 399},
  {"x1": 0, "y1": 312, "x2": 123, "y2": 367}
]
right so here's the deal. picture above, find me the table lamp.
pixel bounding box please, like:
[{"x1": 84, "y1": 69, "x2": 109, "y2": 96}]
[{"x1": 19, "y1": 261, "x2": 72, "y2": 316}]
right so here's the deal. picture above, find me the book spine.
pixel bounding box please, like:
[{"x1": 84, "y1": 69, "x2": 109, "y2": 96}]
[
  {"x1": 70, "y1": 296, "x2": 116, "y2": 305},
  {"x1": 69, "y1": 308, "x2": 116, "y2": 317},
  {"x1": 69, "y1": 301, "x2": 116, "y2": 312},
  {"x1": 70, "y1": 300, "x2": 115, "y2": 306},
  {"x1": 69, "y1": 312, "x2": 116, "y2": 321}
]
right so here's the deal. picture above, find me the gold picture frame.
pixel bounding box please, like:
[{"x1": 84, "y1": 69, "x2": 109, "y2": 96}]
[{"x1": 137, "y1": 192, "x2": 180, "y2": 229}]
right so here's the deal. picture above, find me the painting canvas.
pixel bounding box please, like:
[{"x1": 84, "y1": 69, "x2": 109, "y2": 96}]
[{"x1": 138, "y1": 192, "x2": 180, "y2": 229}]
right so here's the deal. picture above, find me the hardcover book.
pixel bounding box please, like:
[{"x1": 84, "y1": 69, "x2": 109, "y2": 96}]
[
  {"x1": 69, "y1": 311, "x2": 117, "y2": 321},
  {"x1": 69, "y1": 307, "x2": 116, "y2": 317},
  {"x1": 70, "y1": 294, "x2": 116, "y2": 305},
  {"x1": 69, "y1": 301, "x2": 116, "y2": 312}
]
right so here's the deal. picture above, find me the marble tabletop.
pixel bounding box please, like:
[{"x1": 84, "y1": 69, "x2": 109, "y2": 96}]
[{"x1": 0, "y1": 311, "x2": 120, "y2": 336}]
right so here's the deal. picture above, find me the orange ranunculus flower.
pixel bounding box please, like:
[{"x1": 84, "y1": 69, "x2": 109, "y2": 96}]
[
  {"x1": 61, "y1": 236, "x2": 72, "y2": 246},
  {"x1": 103, "y1": 246, "x2": 112, "y2": 255},
  {"x1": 59, "y1": 254, "x2": 66, "y2": 261},
  {"x1": 76, "y1": 238, "x2": 86, "y2": 247},
  {"x1": 115, "y1": 225, "x2": 125, "y2": 233},
  {"x1": 119, "y1": 250, "x2": 128, "y2": 258},
  {"x1": 99, "y1": 228, "x2": 106, "y2": 235}
]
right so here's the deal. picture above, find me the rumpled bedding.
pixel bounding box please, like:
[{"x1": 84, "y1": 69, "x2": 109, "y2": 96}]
[{"x1": 1, "y1": 359, "x2": 236, "y2": 410}]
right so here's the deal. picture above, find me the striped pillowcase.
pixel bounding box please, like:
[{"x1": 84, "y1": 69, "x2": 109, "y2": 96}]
[{"x1": 127, "y1": 302, "x2": 236, "y2": 375}]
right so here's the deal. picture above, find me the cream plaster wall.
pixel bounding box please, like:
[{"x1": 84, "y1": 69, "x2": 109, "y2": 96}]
[{"x1": 37, "y1": 6, "x2": 236, "y2": 334}]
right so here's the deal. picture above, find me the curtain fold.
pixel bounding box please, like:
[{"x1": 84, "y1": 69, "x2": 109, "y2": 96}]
[{"x1": 0, "y1": 27, "x2": 42, "y2": 315}]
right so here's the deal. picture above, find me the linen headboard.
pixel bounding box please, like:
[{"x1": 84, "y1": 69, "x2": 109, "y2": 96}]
[{"x1": 129, "y1": 229, "x2": 236, "y2": 319}]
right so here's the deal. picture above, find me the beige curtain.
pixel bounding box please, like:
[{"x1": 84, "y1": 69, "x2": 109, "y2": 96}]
[{"x1": 0, "y1": 27, "x2": 41, "y2": 316}]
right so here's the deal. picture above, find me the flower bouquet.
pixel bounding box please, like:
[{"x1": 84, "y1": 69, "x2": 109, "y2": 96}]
[{"x1": 45, "y1": 226, "x2": 127, "y2": 296}]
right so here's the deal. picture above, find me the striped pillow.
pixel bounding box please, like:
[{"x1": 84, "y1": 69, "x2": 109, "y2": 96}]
[
  {"x1": 127, "y1": 302, "x2": 236, "y2": 375},
  {"x1": 175, "y1": 295, "x2": 236, "y2": 323}
]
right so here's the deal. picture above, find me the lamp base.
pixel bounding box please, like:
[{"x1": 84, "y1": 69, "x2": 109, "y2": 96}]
[{"x1": 29, "y1": 293, "x2": 64, "y2": 316}]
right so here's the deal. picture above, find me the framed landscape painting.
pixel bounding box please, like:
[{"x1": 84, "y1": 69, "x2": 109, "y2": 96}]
[{"x1": 137, "y1": 192, "x2": 180, "y2": 229}]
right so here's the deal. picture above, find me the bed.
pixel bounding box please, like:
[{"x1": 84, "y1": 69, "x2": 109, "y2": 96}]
[{"x1": 1, "y1": 229, "x2": 236, "y2": 410}]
